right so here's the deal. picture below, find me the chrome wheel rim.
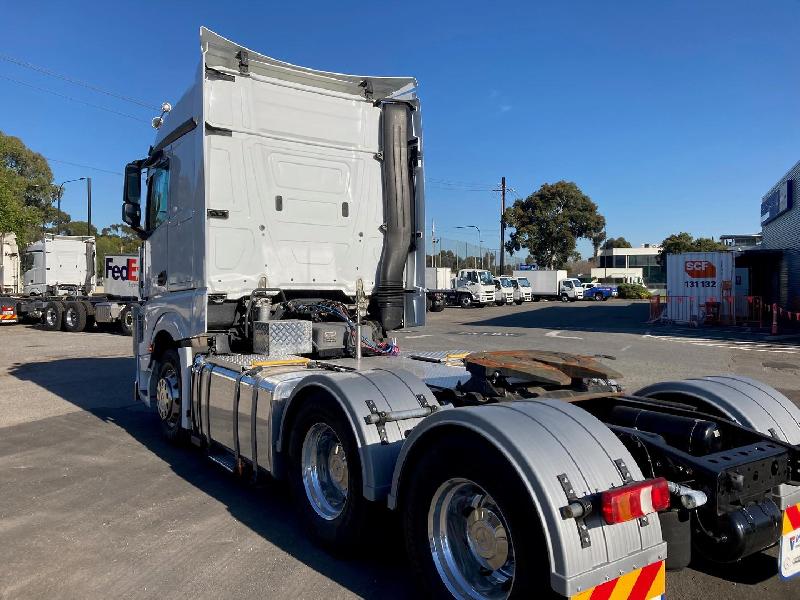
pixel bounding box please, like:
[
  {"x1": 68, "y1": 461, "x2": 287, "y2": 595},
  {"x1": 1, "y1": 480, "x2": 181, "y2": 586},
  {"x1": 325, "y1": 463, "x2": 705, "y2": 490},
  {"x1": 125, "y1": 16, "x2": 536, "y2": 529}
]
[
  {"x1": 156, "y1": 364, "x2": 180, "y2": 430},
  {"x1": 45, "y1": 307, "x2": 58, "y2": 327},
  {"x1": 301, "y1": 423, "x2": 348, "y2": 520},
  {"x1": 124, "y1": 311, "x2": 133, "y2": 328},
  {"x1": 65, "y1": 307, "x2": 77, "y2": 328},
  {"x1": 429, "y1": 478, "x2": 514, "y2": 600}
]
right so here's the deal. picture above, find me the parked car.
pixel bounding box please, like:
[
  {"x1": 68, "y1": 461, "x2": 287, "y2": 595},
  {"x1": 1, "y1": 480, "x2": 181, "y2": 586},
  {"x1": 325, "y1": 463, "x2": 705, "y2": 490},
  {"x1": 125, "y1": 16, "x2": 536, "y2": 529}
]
[{"x1": 582, "y1": 282, "x2": 618, "y2": 301}]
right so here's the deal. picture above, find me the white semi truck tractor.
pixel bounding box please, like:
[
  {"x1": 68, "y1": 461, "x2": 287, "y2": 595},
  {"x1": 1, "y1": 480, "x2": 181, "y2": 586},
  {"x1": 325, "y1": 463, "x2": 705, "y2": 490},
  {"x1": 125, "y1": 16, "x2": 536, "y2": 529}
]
[{"x1": 121, "y1": 28, "x2": 800, "y2": 599}]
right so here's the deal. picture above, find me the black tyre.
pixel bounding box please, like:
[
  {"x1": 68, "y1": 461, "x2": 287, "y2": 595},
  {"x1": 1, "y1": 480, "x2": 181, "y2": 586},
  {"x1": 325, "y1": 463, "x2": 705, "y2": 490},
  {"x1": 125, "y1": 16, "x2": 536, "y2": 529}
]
[
  {"x1": 431, "y1": 302, "x2": 445, "y2": 313},
  {"x1": 62, "y1": 301, "x2": 88, "y2": 332},
  {"x1": 594, "y1": 292, "x2": 604, "y2": 302},
  {"x1": 515, "y1": 299, "x2": 523, "y2": 305},
  {"x1": 153, "y1": 348, "x2": 183, "y2": 443},
  {"x1": 459, "y1": 294, "x2": 473, "y2": 309},
  {"x1": 41, "y1": 301, "x2": 64, "y2": 331},
  {"x1": 403, "y1": 435, "x2": 553, "y2": 599},
  {"x1": 533, "y1": 296, "x2": 541, "y2": 302},
  {"x1": 288, "y1": 399, "x2": 369, "y2": 552},
  {"x1": 119, "y1": 305, "x2": 133, "y2": 336},
  {"x1": 560, "y1": 293, "x2": 569, "y2": 303}
]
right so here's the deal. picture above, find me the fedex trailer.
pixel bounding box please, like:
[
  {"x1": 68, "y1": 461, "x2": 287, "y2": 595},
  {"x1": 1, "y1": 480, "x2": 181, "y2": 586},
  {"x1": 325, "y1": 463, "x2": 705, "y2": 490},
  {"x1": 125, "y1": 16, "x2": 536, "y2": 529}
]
[{"x1": 6, "y1": 248, "x2": 140, "y2": 335}]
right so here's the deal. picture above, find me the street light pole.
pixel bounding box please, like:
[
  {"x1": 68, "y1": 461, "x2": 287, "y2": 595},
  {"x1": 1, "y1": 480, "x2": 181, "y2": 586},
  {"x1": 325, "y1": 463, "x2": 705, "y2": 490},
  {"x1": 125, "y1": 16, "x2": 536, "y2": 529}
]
[
  {"x1": 55, "y1": 177, "x2": 87, "y2": 234},
  {"x1": 86, "y1": 177, "x2": 92, "y2": 236},
  {"x1": 456, "y1": 225, "x2": 482, "y2": 270}
]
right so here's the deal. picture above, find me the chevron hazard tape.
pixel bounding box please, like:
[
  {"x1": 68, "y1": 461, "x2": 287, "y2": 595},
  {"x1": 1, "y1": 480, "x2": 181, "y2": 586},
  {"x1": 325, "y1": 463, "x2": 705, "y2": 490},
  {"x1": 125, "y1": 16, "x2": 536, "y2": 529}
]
[
  {"x1": 570, "y1": 560, "x2": 665, "y2": 600},
  {"x1": 780, "y1": 502, "x2": 800, "y2": 579}
]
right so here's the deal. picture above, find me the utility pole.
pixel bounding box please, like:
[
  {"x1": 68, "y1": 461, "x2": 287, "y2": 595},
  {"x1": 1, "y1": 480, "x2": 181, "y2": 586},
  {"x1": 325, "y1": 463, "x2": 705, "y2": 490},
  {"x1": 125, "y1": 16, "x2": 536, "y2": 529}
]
[
  {"x1": 499, "y1": 176, "x2": 506, "y2": 275},
  {"x1": 86, "y1": 177, "x2": 92, "y2": 236}
]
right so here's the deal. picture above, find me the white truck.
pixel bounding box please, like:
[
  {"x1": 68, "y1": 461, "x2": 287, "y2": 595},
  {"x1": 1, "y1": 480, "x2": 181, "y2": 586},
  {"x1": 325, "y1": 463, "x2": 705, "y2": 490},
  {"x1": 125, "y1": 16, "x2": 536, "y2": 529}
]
[
  {"x1": 511, "y1": 271, "x2": 533, "y2": 301},
  {"x1": 528, "y1": 269, "x2": 584, "y2": 302},
  {"x1": 498, "y1": 276, "x2": 525, "y2": 305},
  {"x1": 119, "y1": 28, "x2": 800, "y2": 600},
  {"x1": 493, "y1": 277, "x2": 513, "y2": 305},
  {"x1": 1, "y1": 235, "x2": 140, "y2": 335}
]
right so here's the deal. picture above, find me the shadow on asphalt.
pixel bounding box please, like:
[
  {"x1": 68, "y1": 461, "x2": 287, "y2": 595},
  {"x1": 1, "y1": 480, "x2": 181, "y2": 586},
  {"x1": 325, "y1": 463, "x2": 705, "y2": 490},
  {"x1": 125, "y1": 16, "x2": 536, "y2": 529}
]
[
  {"x1": 8, "y1": 356, "x2": 414, "y2": 600},
  {"x1": 460, "y1": 301, "x2": 800, "y2": 345},
  {"x1": 691, "y1": 551, "x2": 779, "y2": 585}
]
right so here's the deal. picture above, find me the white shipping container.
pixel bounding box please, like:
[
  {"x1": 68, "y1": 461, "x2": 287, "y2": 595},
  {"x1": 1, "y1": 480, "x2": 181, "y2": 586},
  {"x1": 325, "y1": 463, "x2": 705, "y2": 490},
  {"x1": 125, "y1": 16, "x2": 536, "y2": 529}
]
[
  {"x1": 665, "y1": 252, "x2": 734, "y2": 322},
  {"x1": 425, "y1": 267, "x2": 452, "y2": 290},
  {"x1": 102, "y1": 255, "x2": 140, "y2": 299}
]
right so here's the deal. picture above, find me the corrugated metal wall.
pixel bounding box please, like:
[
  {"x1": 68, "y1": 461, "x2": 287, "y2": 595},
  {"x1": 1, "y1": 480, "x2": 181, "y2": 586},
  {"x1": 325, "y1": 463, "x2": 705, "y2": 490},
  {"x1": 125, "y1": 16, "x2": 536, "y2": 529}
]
[{"x1": 761, "y1": 160, "x2": 800, "y2": 310}]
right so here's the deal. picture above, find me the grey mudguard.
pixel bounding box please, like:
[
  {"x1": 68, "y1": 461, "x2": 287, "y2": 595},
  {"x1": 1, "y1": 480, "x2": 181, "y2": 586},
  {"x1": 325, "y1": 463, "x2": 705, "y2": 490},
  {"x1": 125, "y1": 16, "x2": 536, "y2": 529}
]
[
  {"x1": 277, "y1": 366, "x2": 439, "y2": 502},
  {"x1": 388, "y1": 399, "x2": 666, "y2": 598},
  {"x1": 637, "y1": 374, "x2": 800, "y2": 508}
]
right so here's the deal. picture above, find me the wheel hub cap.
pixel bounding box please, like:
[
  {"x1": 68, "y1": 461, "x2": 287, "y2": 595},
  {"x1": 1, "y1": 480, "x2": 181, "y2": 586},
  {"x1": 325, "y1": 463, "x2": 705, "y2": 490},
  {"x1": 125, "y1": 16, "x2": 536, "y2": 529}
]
[
  {"x1": 466, "y1": 508, "x2": 509, "y2": 571},
  {"x1": 156, "y1": 368, "x2": 179, "y2": 425},
  {"x1": 429, "y1": 478, "x2": 515, "y2": 599},
  {"x1": 302, "y1": 423, "x2": 348, "y2": 520},
  {"x1": 46, "y1": 309, "x2": 57, "y2": 326}
]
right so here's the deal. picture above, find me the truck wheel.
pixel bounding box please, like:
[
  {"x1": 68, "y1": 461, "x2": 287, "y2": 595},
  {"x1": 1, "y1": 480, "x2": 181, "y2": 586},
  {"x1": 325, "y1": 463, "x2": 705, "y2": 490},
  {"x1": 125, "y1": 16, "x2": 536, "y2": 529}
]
[
  {"x1": 533, "y1": 296, "x2": 540, "y2": 302},
  {"x1": 459, "y1": 295, "x2": 472, "y2": 309},
  {"x1": 41, "y1": 302, "x2": 63, "y2": 331},
  {"x1": 431, "y1": 302, "x2": 445, "y2": 313},
  {"x1": 594, "y1": 292, "x2": 604, "y2": 302},
  {"x1": 560, "y1": 293, "x2": 569, "y2": 303},
  {"x1": 403, "y1": 435, "x2": 552, "y2": 599},
  {"x1": 515, "y1": 299, "x2": 523, "y2": 305},
  {"x1": 119, "y1": 306, "x2": 133, "y2": 336},
  {"x1": 154, "y1": 348, "x2": 184, "y2": 443},
  {"x1": 288, "y1": 399, "x2": 368, "y2": 552},
  {"x1": 62, "y1": 301, "x2": 88, "y2": 332}
]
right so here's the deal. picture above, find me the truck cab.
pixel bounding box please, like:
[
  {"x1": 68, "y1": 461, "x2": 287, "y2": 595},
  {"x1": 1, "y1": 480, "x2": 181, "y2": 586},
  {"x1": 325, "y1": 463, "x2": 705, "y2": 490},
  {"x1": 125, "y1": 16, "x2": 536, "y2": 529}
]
[
  {"x1": 454, "y1": 269, "x2": 495, "y2": 307},
  {"x1": 515, "y1": 276, "x2": 532, "y2": 301},
  {"x1": 498, "y1": 276, "x2": 524, "y2": 305},
  {"x1": 559, "y1": 277, "x2": 584, "y2": 302},
  {"x1": 21, "y1": 235, "x2": 96, "y2": 296}
]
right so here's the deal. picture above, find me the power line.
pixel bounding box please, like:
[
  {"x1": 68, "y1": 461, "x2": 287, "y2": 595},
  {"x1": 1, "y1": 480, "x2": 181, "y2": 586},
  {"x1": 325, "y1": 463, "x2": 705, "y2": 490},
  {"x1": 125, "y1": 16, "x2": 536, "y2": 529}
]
[
  {"x1": 44, "y1": 157, "x2": 122, "y2": 176},
  {"x1": 0, "y1": 52, "x2": 159, "y2": 111},
  {"x1": 0, "y1": 73, "x2": 150, "y2": 123}
]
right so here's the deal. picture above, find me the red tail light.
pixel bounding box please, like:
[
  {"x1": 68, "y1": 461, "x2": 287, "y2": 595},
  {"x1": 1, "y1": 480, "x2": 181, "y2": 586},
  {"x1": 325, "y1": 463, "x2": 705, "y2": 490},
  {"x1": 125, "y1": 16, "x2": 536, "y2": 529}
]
[
  {"x1": 1, "y1": 305, "x2": 13, "y2": 314},
  {"x1": 601, "y1": 477, "x2": 670, "y2": 524}
]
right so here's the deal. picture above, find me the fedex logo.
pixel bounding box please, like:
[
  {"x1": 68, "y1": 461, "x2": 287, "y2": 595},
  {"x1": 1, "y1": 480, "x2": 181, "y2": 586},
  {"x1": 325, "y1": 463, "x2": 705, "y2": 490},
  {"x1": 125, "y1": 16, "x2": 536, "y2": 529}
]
[
  {"x1": 685, "y1": 260, "x2": 716, "y2": 278},
  {"x1": 105, "y1": 257, "x2": 138, "y2": 282}
]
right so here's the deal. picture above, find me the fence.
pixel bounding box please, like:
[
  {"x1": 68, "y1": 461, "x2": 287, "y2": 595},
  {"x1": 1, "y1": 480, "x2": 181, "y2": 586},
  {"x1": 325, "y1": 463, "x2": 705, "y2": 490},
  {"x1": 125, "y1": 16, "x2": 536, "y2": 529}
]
[
  {"x1": 426, "y1": 236, "x2": 526, "y2": 274},
  {"x1": 649, "y1": 295, "x2": 764, "y2": 327}
]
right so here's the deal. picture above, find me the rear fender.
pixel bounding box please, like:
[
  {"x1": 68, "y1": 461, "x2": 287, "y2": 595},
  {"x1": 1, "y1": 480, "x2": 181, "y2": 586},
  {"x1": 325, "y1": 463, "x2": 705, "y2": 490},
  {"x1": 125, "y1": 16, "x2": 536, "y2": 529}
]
[
  {"x1": 388, "y1": 399, "x2": 666, "y2": 598},
  {"x1": 276, "y1": 367, "x2": 437, "y2": 502}
]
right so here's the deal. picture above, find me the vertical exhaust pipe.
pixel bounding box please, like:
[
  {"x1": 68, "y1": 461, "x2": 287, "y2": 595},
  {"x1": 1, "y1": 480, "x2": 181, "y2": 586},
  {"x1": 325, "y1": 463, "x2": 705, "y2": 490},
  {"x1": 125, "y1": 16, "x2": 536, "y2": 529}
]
[{"x1": 375, "y1": 102, "x2": 414, "y2": 331}]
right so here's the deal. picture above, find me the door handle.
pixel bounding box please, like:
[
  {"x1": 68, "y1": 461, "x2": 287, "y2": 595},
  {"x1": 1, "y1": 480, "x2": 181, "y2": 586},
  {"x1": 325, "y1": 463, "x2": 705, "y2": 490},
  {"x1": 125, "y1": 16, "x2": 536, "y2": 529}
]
[{"x1": 157, "y1": 271, "x2": 167, "y2": 286}]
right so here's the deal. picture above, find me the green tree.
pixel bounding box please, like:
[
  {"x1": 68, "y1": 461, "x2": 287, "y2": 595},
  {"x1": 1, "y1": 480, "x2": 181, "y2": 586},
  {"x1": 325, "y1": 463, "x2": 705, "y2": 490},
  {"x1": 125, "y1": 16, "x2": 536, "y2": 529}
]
[
  {"x1": 503, "y1": 181, "x2": 605, "y2": 269},
  {"x1": 591, "y1": 230, "x2": 607, "y2": 258},
  {"x1": 0, "y1": 131, "x2": 56, "y2": 246},
  {"x1": 61, "y1": 220, "x2": 98, "y2": 236},
  {"x1": 602, "y1": 236, "x2": 633, "y2": 250},
  {"x1": 658, "y1": 232, "x2": 727, "y2": 266}
]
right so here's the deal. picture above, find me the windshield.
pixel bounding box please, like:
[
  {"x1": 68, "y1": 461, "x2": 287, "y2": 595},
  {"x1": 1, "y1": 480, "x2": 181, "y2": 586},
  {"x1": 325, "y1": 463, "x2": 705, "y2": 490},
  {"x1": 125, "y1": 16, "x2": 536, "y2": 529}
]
[
  {"x1": 479, "y1": 271, "x2": 494, "y2": 285},
  {"x1": 518, "y1": 278, "x2": 530, "y2": 287},
  {"x1": 500, "y1": 279, "x2": 513, "y2": 287},
  {"x1": 21, "y1": 251, "x2": 41, "y2": 272}
]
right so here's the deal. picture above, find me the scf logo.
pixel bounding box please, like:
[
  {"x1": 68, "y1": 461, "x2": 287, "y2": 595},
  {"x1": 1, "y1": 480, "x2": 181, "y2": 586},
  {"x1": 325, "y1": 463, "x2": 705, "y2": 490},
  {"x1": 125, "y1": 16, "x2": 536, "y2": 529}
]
[
  {"x1": 105, "y1": 257, "x2": 138, "y2": 281},
  {"x1": 685, "y1": 260, "x2": 716, "y2": 278}
]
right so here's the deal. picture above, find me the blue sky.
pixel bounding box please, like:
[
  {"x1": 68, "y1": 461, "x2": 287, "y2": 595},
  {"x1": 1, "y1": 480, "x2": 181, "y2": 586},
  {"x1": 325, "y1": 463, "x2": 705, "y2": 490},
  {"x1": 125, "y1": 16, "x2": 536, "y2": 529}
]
[{"x1": 2, "y1": 1, "x2": 798, "y2": 259}]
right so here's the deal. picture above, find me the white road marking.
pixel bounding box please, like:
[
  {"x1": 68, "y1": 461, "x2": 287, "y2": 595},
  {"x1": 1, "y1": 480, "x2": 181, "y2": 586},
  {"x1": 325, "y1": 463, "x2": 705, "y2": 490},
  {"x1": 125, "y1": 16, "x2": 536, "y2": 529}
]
[
  {"x1": 620, "y1": 345, "x2": 631, "y2": 352},
  {"x1": 545, "y1": 330, "x2": 584, "y2": 340},
  {"x1": 403, "y1": 334, "x2": 434, "y2": 339},
  {"x1": 643, "y1": 334, "x2": 799, "y2": 355}
]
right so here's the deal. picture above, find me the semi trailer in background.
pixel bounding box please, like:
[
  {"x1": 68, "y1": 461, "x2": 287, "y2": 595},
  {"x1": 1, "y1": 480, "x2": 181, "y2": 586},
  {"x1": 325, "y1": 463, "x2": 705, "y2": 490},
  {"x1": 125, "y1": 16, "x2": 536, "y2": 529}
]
[
  {"x1": 117, "y1": 27, "x2": 800, "y2": 600},
  {"x1": 0, "y1": 234, "x2": 140, "y2": 335}
]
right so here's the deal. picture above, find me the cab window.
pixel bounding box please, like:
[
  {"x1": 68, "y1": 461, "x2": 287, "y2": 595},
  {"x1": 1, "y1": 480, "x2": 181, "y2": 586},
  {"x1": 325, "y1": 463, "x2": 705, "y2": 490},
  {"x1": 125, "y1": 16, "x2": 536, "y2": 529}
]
[
  {"x1": 563, "y1": 281, "x2": 573, "y2": 289},
  {"x1": 146, "y1": 162, "x2": 170, "y2": 231}
]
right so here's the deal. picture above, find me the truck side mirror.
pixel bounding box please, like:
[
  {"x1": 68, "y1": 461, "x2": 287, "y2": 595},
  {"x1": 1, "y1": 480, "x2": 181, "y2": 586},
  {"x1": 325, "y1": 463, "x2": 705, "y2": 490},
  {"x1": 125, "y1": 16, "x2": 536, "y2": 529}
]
[{"x1": 122, "y1": 161, "x2": 146, "y2": 238}]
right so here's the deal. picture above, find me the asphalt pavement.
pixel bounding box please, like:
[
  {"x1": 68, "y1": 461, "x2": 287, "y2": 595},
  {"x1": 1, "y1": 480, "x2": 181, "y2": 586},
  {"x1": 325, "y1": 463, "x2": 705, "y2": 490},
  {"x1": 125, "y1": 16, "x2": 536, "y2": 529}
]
[{"x1": 1, "y1": 300, "x2": 799, "y2": 599}]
